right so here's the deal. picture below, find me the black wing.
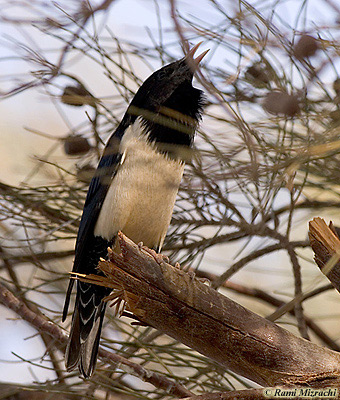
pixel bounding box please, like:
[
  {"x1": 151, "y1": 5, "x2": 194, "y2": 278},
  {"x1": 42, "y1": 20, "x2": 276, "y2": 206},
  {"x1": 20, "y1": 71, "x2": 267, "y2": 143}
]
[{"x1": 62, "y1": 122, "x2": 128, "y2": 321}]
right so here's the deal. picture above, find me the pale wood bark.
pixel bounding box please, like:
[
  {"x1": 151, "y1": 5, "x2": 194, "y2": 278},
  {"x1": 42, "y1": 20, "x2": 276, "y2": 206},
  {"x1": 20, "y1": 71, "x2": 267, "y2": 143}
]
[{"x1": 309, "y1": 217, "x2": 340, "y2": 293}]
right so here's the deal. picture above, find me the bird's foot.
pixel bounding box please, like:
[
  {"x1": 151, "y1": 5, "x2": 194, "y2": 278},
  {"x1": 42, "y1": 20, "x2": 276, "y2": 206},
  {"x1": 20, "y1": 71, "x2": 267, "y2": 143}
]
[
  {"x1": 197, "y1": 276, "x2": 211, "y2": 285},
  {"x1": 187, "y1": 270, "x2": 196, "y2": 280},
  {"x1": 140, "y1": 246, "x2": 169, "y2": 265},
  {"x1": 187, "y1": 269, "x2": 210, "y2": 284}
]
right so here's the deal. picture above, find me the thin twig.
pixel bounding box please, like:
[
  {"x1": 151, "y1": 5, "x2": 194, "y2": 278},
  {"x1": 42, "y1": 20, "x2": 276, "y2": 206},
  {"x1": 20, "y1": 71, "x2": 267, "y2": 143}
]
[{"x1": 0, "y1": 282, "x2": 193, "y2": 398}]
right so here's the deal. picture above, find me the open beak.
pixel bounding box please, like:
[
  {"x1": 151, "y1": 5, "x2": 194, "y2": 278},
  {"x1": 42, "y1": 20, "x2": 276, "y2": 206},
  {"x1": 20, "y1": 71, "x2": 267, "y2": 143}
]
[{"x1": 187, "y1": 42, "x2": 210, "y2": 67}]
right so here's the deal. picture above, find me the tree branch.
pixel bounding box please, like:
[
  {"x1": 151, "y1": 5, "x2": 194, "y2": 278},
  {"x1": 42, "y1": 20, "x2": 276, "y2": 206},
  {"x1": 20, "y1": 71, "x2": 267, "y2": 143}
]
[
  {"x1": 196, "y1": 271, "x2": 339, "y2": 351},
  {"x1": 75, "y1": 232, "x2": 340, "y2": 388}
]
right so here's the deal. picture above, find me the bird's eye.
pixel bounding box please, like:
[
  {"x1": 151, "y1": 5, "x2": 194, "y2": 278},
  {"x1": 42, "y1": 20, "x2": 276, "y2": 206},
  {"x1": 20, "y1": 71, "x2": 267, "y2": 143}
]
[{"x1": 158, "y1": 70, "x2": 167, "y2": 80}]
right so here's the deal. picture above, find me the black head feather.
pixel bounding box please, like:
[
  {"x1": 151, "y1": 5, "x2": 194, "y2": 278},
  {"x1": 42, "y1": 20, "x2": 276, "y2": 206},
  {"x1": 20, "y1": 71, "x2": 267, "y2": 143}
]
[{"x1": 125, "y1": 56, "x2": 206, "y2": 156}]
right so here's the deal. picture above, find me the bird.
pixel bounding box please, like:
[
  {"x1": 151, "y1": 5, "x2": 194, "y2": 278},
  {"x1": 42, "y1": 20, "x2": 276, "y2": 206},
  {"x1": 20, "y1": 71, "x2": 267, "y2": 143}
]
[{"x1": 62, "y1": 43, "x2": 208, "y2": 378}]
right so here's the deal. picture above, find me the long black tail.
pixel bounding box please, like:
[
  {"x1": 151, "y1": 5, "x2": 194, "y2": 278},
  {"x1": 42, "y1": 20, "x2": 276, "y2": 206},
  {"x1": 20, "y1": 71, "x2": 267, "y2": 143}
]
[{"x1": 65, "y1": 281, "x2": 110, "y2": 377}]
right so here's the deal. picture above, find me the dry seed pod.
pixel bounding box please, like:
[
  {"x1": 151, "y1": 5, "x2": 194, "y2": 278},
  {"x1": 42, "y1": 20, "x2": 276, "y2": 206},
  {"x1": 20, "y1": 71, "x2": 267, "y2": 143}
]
[
  {"x1": 76, "y1": 164, "x2": 95, "y2": 183},
  {"x1": 61, "y1": 85, "x2": 94, "y2": 107},
  {"x1": 293, "y1": 35, "x2": 319, "y2": 60},
  {"x1": 330, "y1": 110, "x2": 340, "y2": 126},
  {"x1": 333, "y1": 78, "x2": 340, "y2": 96},
  {"x1": 263, "y1": 91, "x2": 300, "y2": 117},
  {"x1": 63, "y1": 135, "x2": 91, "y2": 155},
  {"x1": 246, "y1": 63, "x2": 270, "y2": 87}
]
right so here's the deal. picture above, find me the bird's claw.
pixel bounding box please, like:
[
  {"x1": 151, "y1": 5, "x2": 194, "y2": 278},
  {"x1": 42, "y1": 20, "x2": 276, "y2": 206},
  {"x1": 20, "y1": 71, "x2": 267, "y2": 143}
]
[
  {"x1": 140, "y1": 246, "x2": 169, "y2": 265},
  {"x1": 197, "y1": 277, "x2": 211, "y2": 285},
  {"x1": 187, "y1": 270, "x2": 196, "y2": 280}
]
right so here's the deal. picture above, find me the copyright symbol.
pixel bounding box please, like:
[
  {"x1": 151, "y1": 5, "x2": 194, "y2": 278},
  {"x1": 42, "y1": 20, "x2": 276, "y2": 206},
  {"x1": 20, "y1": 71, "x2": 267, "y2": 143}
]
[{"x1": 264, "y1": 388, "x2": 272, "y2": 398}]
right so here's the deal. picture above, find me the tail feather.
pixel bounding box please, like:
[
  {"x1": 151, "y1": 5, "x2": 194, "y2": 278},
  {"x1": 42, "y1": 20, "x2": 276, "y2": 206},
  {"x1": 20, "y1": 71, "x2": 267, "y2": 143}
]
[
  {"x1": 65, "y1": 299, "x2": 107, "y2": 378},
  {"x1": 64, "y1": 235, "x2": 112, "y2": 378},
  {"x1": 62, "y1": 279, "x2": 74, "y2": 322},
  {"x1": 79, "y1": 305, "x2": 106, "y2": 378},
  {"x1": 65, "y1": 305, "x2": 81, "y2": 371},
  {"x1": 65, "y1": 280, "x2": 109, "y2": 377}
]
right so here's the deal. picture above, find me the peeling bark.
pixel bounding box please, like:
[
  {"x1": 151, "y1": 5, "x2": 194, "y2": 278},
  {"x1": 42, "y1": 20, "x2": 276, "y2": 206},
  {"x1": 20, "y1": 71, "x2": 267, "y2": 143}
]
[
  {"x1": 76, "y1": 232, "x2": 340, "y2": 388},
  {"x1": 309, "y1": 217, "x2": 340, "y2": 293}
]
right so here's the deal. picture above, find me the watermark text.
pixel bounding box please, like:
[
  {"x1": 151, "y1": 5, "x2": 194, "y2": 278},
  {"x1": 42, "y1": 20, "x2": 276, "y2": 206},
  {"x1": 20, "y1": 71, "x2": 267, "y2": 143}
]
[{"x1": 263, "y1": 387, "x2": 338, "y2": 399}]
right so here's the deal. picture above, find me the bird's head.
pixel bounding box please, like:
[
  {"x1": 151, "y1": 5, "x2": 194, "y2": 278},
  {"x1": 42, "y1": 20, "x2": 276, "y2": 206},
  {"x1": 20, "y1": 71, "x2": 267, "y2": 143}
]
[{"x1": 126, "y1": 43, "x2": 208, "y2": 152}]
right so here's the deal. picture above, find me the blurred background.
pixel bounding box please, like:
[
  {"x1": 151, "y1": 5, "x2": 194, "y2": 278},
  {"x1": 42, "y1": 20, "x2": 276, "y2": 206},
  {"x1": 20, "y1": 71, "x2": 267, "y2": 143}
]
[{"x1": 0, "y1": 0, "x2": 340, "y2": 397}]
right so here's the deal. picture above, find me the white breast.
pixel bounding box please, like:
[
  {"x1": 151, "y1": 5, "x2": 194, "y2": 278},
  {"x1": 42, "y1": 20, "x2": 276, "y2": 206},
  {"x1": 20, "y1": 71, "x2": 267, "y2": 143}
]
[{"x1": 94, "y1": 119, "x2": 185, "y2": 251}]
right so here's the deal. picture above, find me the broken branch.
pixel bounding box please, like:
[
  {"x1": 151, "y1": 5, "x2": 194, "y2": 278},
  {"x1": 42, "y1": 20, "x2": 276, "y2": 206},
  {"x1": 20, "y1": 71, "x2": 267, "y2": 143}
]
[{"x1": 75, "y1": 232, "x2": 340, "y2": 388}]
